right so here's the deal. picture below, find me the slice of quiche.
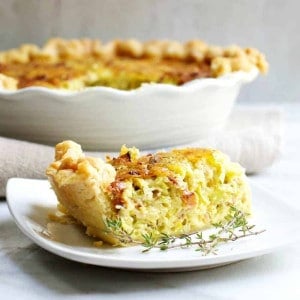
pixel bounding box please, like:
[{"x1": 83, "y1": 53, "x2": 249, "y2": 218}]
[{"x1": 46, "y1": 141, "x2": 251, "y2": 246}]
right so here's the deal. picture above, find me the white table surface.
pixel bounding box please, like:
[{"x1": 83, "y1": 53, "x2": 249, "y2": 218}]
[{"x1": 0, "y1": 103, "x2": 299, "y2": 300}]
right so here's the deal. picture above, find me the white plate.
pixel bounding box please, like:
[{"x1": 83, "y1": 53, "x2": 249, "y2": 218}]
[{"x1": 6, "y1": 178, "x2": 300, "y2": 272}]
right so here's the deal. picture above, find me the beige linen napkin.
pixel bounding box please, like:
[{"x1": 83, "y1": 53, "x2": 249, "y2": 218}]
[{"x1": 0, "y1": 106, "x2": 282, "y2": 197}]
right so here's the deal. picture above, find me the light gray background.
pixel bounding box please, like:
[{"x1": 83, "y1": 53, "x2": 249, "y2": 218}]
[{"x1": 0, "y1": 0, "x2": 298, "y2": 103}]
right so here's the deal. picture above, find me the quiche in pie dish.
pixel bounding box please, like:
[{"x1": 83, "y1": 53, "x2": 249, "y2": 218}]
[
  {"x1": 46, "y1": 141, "x2": 251, "y2": 246},
  {"x1": 0, "y1": 38, "x2": 268, "y2": 90}
]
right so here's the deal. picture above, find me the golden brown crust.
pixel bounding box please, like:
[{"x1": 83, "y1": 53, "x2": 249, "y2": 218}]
[
  {"x1": 0, "y1": 38, "x2": 269, "y2": 71},
  {"x1": 0, "y1": 38, "x2": 268, "y2": 90},
  {"x1": 46, "y1": 141, "x2": 119, "y2": 245},
  {"x1": 0, "y1": 73, "x2": 18, "y2": 90}
]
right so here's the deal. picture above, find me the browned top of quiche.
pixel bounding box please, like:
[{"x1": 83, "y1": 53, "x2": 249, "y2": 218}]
[{"x1": 0, "y1": 38, "x2": 268, "y2": 91}]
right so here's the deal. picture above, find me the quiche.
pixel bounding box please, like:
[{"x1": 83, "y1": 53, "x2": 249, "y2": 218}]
[
  {"x1": 46, "y1": 141, "x2": 251, "y2": 246},
  {"x1": 0, "y1": 38, "x2": 268, "y2": 91}
]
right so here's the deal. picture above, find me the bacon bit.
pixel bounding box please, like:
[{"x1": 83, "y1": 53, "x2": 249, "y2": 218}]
[
  {"x1": 148, "y1": 154, "x2": 158, "y2": 165},
  {"x1": 181, "y1": 190, "x2": 197, "y2": 206},
  {"x1": 120, "y1": 152, "x2": 131, "y2": 161},
  {"x1": 168, "y1": 176, "x2": 178, "y2": 186},
  {"x1": 152, "y1": 189, "x2": 161, "y2": 198},
  {"x1": 128, "y1": 170, "x2": 140, "y2": 175},
  {"x1": 111, "y1": 152, "x2": 131, "y2": 165},
  {"x1": 107, "y1": 180, "x2": 127, "y2": 208},
  {"x1": 108, "y1": 180, "x2": 127, "y2": 193},
  {"x1": 110, "y1": 152, "x2": 134, "y2": 172}
]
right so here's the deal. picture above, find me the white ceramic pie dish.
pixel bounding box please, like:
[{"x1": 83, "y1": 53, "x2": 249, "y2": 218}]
[{"x1": 0, "y1": 69, "x2": 258, "y2": 151}]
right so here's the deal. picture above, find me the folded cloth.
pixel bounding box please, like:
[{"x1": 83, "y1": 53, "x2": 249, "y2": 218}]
[{"x1": 0, "y1": 106, "x2": 282, "y2": 197}]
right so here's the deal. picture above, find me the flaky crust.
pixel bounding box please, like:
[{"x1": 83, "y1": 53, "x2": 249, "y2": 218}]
[
  {"x1": 0, "y1": 74, "x2": 17, "y2": 90},
  {"x1": 0, "y1": 38, "x2": 268, "y2": 89},
  {"x1": 46, "y1": 141, "x2": 120, "y2": 245}
]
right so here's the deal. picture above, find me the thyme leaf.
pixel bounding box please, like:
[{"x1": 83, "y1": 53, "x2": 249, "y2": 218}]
[{"x1": 104, "y1": 206, "x2": 266, "y2": 255}]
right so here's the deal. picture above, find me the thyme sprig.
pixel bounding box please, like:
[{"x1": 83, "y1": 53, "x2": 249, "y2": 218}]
[
  {"x1": 104, "y1": 206, "x2": 265, "y2": 255},
  {"x1": 104, "y1": 218, "x2": 134, "y2": 244}
]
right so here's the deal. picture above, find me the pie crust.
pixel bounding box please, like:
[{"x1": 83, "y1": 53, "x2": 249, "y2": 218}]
[{"x1": 0, "y1": 38, "x2": 268, "y2": 91}]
